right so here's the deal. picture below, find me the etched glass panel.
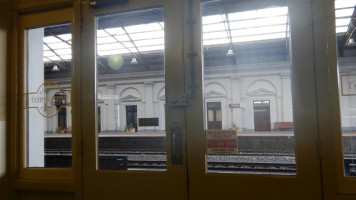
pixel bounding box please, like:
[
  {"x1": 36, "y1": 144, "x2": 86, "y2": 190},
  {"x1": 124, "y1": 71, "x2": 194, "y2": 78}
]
[{"x1": 26, "y1": 24, "x2": 72, "y2": 168}]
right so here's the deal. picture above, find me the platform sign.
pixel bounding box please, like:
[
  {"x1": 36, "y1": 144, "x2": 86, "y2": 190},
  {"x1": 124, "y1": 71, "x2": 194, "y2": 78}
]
[
  {"x1": 229, "y1": 103, "x2": 241, "y2": 108},
  {"x1": 206, "y1": 130, "x2": 238, "y2": 154},
  {"x1": 139, "y1": 118, "x2": 159, "y2": 126},
  {"x1": 229, "y1": 103, "x2": 244, "y2": 108}
]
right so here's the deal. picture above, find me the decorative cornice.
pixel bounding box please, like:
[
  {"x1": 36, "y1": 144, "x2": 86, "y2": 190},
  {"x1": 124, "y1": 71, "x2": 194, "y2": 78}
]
[
  {"x1": 120, "y1": 95, "x2": 141, "y2": 102},
  {"x1": 247, "y1": 88, "x2": 275, "y2": 96},
  {"x1": 205, "y1": 90, "x2": 226, "y2": 98}
]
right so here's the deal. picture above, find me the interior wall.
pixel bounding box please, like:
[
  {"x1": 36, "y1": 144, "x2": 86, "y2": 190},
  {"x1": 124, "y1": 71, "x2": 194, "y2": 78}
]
[{"x1": 0, "y1": 0, "x2": 9, "y2": 199}]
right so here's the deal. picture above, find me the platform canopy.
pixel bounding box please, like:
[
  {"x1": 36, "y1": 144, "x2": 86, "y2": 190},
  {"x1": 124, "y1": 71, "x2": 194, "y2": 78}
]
[{"x1": 41, "y1": 0, "x2": 356, "y2": 78}]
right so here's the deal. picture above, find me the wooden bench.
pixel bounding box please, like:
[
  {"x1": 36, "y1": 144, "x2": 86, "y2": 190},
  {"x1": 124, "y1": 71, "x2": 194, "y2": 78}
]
[{"x1": 274, "y1": 122, "x2": 294, "y2": 131}]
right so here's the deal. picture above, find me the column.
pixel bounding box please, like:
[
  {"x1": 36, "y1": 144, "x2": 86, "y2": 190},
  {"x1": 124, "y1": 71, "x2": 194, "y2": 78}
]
[
  {"x1": 281, "y1": 73, "x2": 293, "y2": 121},
  {"x1": 144, "y1": 82, "x2": 154, "y2": 131},
  {"x1": 106, "y1": 85, "x2": 116, "y2": 132},
  {"x1": 28, "y1": 28, "x2": 44, "y2": 167},
  {"x1": 145, "y1": 82, "x2": 154, "y2": 117},
  {"x1": 231, "y1": 77, "x2": 241, "y2": 129}
]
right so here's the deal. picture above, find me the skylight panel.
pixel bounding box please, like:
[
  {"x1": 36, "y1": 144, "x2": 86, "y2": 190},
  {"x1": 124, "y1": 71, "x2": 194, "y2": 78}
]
[
  {"x1": 97, "y1": 30, "x2": 110, "y2": 37},
  {"x1": 228, "y1": 7, "x2": 288, "y2": 21},
  {"x1": 44, "y1": 36, "x2": 62, "y2": 43},
  {"x1": 336, "y1": 18, "x2": 351, "y2": 26},
  {"x1": 121, "y1": 42, "x2": 136, "y2": 48},
  {"x1": 125, "y1": 23, "x2": 163, "y2": 33},
  {"x1": 60, "y1": 55, "x2": 72, "y2": 60},
  {"x1": 228, "y1": 10, "x2": 257, "y2": 21},
  {"x1": 105, "y1": 27, "x2": 125, "y2": 35},
  {"x1": 203, "y1": 31, "x2": 228, "y2": 40},
  {"x1": 256, "y1": 7, "x2": 288, "y2": 18},
  {"x1": 134, "y1": 38, "x2": 164, "y2": 47},
  {"x1": 138, "y1": 45, "x2": 164, "y2": 52},
  {"x1": 97, "y1": 43, "x2": 125, "y2": 51},
  {"x1": 129, "y1": 31, "x2": 164, "y2": 40},
  {"x1": 203, "y1": 15, "x2": 225, "y2": 24},
  {"x1": 335, "y1": 8, "x2": 355, "y2": 17},
  {"x1": 203, "y1": 23, "x2": 227, "y2": 33},
  {"x1": 46, "y1": 56, "x2": 61, "y2": 61},
  {"x1": 229, "y1": 16, "x2": 287, "y2": 30},
  {"x1": 114, "y1": 35, "x2": 131, "y2": 42},
  {"x1": 58, "y1": 34, "x2": 72, "y2": 41},
  {"x1": 334, "y1": 0, "x2": 355, "y2": 33},
  {"x1": 128, "y1": 48, "x2": 138, "y2": 53},
  {"x1": 336, "y1": 26, "x2": 349, "y2": 33},
  {"x1": 158, "y1": 22, "x2": 164, "y2": 28},
  {"x1": 97, "y1": 37, "x2": 117, "y2": 44},
  {"x1": 232, "y1": 33, "x2": 285, "y2": 43},
  {"x1": 203, "y1": 38, "x2": 229, "y2": 46},
  {"x1": 44, "y1": 51, "x2": 56, "y2": 57},
  {"x1": 55, "y1": 49, "x2": 72, "y2": 55},
  {"x1": 98, "y1": 49, "x2": 130, "y2": 56},
  {"x1": 230, "y1": 25, "x2": 286, "y2": 37},
  {"x1": 47, "y1": 42, "x2": 71, "y2": 50},
  {"x1": 335, "y1": 0, "x2": 356, "y2": 9}
]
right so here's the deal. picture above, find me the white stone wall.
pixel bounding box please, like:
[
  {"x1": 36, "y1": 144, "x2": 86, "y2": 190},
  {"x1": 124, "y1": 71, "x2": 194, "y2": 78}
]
[
  {"x1": 46, "y1": 58, "x2": 356, "y2": 133},
  {"x1": 338, "y1": 58, "x2": 356, "y2": 131}
]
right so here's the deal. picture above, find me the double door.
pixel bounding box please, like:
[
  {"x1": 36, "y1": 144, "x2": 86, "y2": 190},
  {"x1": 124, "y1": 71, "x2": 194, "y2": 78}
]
[{"x1": 81, "y1": 0, "x2": 322, "y2": 199}]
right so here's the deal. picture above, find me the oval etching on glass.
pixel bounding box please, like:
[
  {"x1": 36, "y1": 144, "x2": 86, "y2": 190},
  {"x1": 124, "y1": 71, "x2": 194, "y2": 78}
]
[{"x1": 27, "y1": 80, "x2": 71, "y2": 118}]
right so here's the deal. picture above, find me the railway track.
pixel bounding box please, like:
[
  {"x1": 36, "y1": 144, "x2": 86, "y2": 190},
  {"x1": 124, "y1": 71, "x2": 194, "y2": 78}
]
[
  {"x1": 126, "y1": 160, "x2": 296, "y2": 174},
  {"x1": 45, "y1": 152, "x2": 355, "y2": 176},
  {"x1": 46, "y1": 150, "x2": 297, "y2": 157}
]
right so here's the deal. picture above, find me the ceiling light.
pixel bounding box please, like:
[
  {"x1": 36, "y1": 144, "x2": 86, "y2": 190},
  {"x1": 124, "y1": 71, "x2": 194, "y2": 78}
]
[
  {"x1": 52, "y1": 65, "x2": 59, "y2": 71},
  {"x1": 348, "y1": 38, "x2": 356, "y2": 46},
  {"x1": 130, "y1": 57, "x2": 138, "y2": 64},
  {"x1": 226, "y1": 49, "x2": 234, "y2": 56}
]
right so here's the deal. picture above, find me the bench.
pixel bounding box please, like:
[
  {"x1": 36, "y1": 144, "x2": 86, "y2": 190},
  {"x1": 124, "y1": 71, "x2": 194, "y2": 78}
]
[{"x1": 274, "y1": 122, "x2": 294, "y2": 131}]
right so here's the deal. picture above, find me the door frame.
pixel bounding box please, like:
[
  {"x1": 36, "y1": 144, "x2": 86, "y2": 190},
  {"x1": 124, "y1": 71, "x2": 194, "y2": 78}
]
[
  {"x1": 81, "y1": 0, "x2": 188, "y2": 199},
  {"x1": 206, "y1": 102, "x2": 222, "y2": 130},
  {"x1": 253, "y1": 100, "x2": 271, "y2": 132},
  {"x1": 312, "y1": 0, "x2": 356, "y2": 198},
  {"x1": 184, "y1": 0, "x2": 323, "y2": 199}
]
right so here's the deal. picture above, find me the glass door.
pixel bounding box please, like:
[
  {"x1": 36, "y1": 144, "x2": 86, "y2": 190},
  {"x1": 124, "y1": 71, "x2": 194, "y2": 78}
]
[
  {"x1": 81, "y1": 0, "x2": 188, "y2": 199},
  {"x1": 81, "y1": 0, "x2": 324, "y2": 199},
  {"x1": 184, "y1": 0, "x2": 323, "y2": 199}
]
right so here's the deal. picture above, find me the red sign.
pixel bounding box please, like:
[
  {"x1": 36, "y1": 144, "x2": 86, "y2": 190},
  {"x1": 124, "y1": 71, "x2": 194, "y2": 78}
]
[
  {"x1": 229, "y1": 103, "x2": 240, "y2": 108},
  {"x1": 206, "y1": 130, "x2": 238, "y2": 154}
]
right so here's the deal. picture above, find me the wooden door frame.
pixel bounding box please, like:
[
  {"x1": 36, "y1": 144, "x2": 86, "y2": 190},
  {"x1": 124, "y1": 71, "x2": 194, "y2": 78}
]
[
  {"x1": 207, "y1": 102, "x2": 222, "y2": 130},
  {"x1": 184, "y1": 0, "x2": 323, "y2": 199},
  {"x1": 253, "y1": 100, "x2": 271, "y2": 132},
  {"x1": 81, "y1": 0, "x2": 188, "y2": 199}
]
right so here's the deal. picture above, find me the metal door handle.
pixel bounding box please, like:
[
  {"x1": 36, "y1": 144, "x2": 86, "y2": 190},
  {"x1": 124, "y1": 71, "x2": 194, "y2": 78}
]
[{"x1": 171, "y1": 120, "x2": 183, "y2": 165}]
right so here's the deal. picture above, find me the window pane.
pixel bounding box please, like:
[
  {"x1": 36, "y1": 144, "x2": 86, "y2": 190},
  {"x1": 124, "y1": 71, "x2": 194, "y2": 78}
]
[
  {"x1": 202, "y1": 0, "x2": 296, "y2": 175},
  {"x1": 26, "y1": 24, "x2": 72, "y2": 168},
  {"x1": 335, "y1": 0, "x2": 356, "y2": 177},
  {"x1": 96, "y1": 8, "x2": 166, "y2": 171}
]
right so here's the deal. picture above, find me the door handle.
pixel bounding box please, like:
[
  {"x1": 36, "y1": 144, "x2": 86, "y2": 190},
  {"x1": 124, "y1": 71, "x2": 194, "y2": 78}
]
[{"x1": 171, "y1": 120, "x2": 183, "y2": 165}]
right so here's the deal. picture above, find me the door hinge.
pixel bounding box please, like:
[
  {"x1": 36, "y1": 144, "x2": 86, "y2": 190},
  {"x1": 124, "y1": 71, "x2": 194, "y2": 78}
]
[{"x1": 168, "y1": 95, "x2": 188, "y2": 107}]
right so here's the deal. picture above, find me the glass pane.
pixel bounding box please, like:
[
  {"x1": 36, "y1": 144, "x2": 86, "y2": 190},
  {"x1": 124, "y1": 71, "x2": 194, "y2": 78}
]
[
  {"x1": 335, "y1": 0, "x2": 356, "y2": 177},
  {"x1": 202, "y1": 0, "x2": 296, "y2": 175},
  {"x1": 96, "y1": 8, "x2": 166, "y2": 171},
  {"x1": 208, "y1": 110, "x2": 214, "y2": 122},
  {"x1": 216, "y1": 110, "x2": 222, "y2": 121},
  {"x1": 26, "y1": 24, "x2": 72, "y2": 168}
]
